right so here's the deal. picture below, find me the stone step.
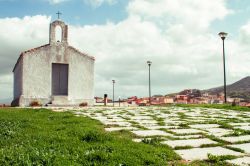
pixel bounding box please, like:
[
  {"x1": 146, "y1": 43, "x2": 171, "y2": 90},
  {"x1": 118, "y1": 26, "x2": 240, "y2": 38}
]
[
  {"x1": 46, "y1": 104, "x2": 78, "y2": 107},
  {"x1": 52, "y1": 96, "x2": 69, "y2": 105}
]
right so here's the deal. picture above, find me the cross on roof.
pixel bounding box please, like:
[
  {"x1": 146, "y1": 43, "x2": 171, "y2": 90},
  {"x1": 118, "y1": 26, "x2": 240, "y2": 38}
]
[{"x1": 56, "y1": 11, "x2": 62, "y2": 19}]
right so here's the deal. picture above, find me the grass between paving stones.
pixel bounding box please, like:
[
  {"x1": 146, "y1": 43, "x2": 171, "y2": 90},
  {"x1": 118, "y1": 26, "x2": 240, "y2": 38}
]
[
  {"x1": 173, "y1": 104, "x2": 250, "y2": 112},
  {"x1": 178, "y1": 123, "x2": 190, "y2": 129},
  {"x1": 207, "y1": 154, "x2": 238, "y2": 163},
  {"x1": 163, "y1": 129, "x2": 204, "y2": 136},
  {"x1": 199, "y1": 143, "x2": 223, "y2": 148},
  {"x1": 141, "y1": 137, "x2": 163, "y2": 145},
  {"x1": 202, "y1": 133, "x2": 247, "y2": 154},
  {"x1": 218, "y1": 122, "x2": 234, "y2": 129},
  {"x1": 128, "y1": 120, "x2": 147, "y2": 130},
  {"x1": 233, "y1": 140, "x2": 250, "y2": 144},
  {"x1": 174, "y1": 146, "x2": 194, "y2": 150},
  {"x1": 203, "y1": 134, "x2": 229, "y2": 145},
  {"x1": 177, "y1": 112, "x2": 188, "y2": 119},
  {"x1": 224, "y1": 146, "x2": 245, "y2": 153},
  {"x1": 0, "y1": 108, "x2": 180, "y2": 165},
  {"x1": 150, "y1": 115, "x2": 166, "y2": 126},
  {"x1": 224, "y1": 128, "x2": 250, "y2": 137}
]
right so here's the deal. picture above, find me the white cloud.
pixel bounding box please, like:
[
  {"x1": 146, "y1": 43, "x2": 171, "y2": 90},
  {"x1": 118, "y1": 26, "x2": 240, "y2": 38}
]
[
  {"x1": 84, "y1": 0, "x2": 116, "y2": 7},
  {"x1": 127, "y1": 0, "x2": 232, "y2": 31},
  {"x1": 47, "y1": 0, "x2": 68, "y2": 4},
  {"x1": 0, "y1": 15, "x2": 50, "y2": 101},
  {"x1": 1, "y1": 0, "x2": 250, "y2": 102},
  {"x1": 47, "y1": 0, "x2": 116, "y2": 6}
]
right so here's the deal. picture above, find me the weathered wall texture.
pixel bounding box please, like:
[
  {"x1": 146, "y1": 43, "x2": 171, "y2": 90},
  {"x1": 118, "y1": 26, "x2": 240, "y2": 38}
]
[
  {"x1": 12, "y1": 20, "x2": 95, "y2": 106},
  {"x1": 13, "y1": 57, "x2": 23, "y2": 100}
]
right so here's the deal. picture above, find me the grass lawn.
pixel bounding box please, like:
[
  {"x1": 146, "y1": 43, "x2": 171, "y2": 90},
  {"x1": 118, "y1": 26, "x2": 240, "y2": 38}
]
[{"x1": 0, "y1": 108, "x2": 180, "y2": 166}]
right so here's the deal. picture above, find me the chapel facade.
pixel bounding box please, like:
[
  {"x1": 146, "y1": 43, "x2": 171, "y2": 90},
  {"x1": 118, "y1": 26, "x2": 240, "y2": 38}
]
[{"x1": 12, "y1": 19, "x2": 95, "y2": 106}]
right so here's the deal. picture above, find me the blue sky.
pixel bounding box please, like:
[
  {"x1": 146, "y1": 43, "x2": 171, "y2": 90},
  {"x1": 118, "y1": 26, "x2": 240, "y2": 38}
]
[
  {"x1": 1, "y1": 0, "x2": 250, "y2": 103},
  {"x1": 0, "y1": 0, "x2": 128, "y2": 25},
  {"x1": 0, "y1": 0, "x2": 249, "y2": 35},
  {"x1": 213, "y1": 0, "x2": 250, "y2": 37}
]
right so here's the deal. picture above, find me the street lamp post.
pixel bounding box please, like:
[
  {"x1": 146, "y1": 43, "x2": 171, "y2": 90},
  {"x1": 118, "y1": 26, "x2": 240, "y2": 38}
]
[
  {"x1": 218, "y1": 32, "x2": 228, "y2": 103},
  {"x1": 147, "y1": 61, "x2": 152, "y2": 105},
  {"x1": 112, "y1": 80, "x2": 115, "y2": 107}
]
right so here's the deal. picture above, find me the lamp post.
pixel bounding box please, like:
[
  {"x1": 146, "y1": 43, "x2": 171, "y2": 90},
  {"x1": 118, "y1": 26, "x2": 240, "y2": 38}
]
[
  {"x1": 112, "y1": 80, "x2": 115, "y2": 107},
  {"x1": 218, "y1": 32, "x2": 228, "y2": 103},
  {"x1": 147, "y1": 61, "x2": 152, "y2": 105}
]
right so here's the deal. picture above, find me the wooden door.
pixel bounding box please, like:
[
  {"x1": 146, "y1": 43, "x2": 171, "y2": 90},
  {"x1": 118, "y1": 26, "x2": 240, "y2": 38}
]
[{"x1": 52, "y1": 63, "x2": 68, "y2": 95}]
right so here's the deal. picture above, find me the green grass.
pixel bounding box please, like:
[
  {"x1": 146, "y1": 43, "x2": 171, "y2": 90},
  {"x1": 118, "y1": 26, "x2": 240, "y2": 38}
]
[
  {"x1": 177, "y1": 112, "x2": 187, "y2": 119},
  {"x1": 174, "y1": 104, "x2": 250, "y2": 112},
  {"x1": 150, "y1": 115, "x2": 166, "y2": 126},
  {"x1": 207, "y1": 154, "x2": 237, "y2": 164},
  {"x1": 178, "y1": 123, "x2": 190, "y2": 129},
  {"x1": 0, "y1": 108, "x2": 180, "y2": 165}
]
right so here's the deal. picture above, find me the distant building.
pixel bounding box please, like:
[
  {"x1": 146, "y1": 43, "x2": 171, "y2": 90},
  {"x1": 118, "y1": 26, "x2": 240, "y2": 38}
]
[
  {"x1": 175, "y1": 95, "x2": 188, "y2": 104},
  {"x1": 95, "y1": 97, "x2": 104, "y2": 103}
]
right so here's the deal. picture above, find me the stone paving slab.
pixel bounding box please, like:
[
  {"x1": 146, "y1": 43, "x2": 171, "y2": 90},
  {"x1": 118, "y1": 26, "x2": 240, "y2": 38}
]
[
  {"x1": 146, "y1": 125, "x2": 178, "y2": 130},
  {"x1": 105, "y1": 127, "x2": 138, "y2": 132},
  {"x1": 220, "y1": 135, "x2": 250, "y2": 143},
  {"x1": 227, "y1": 157, "x2": 250, "y2": 166},
  {"x1": 101, "y1": 121, "x2": 132, "y2": 126},
  {"x1": 131, "y1": 130, "x2": 173, "y2": 137},
  {"x1": 130, "y1": 116, "x2": 153, "y2": 120},
  {"x1": 230, "y1": 143, "x2": 250, "y2": 154},
  {"x1": 173, "y1": 134, "x2": 203, "y2": 139},
  {"x1": 162, "y1": 138, "x2": 217, "y2": 148},
  {"x1": 229, "y1": 123, "x2": 250, "y2": 126},
  {"x1": 189, "y1": 124, "x2": 219, "y2": 129},
  {"x1": 170, "y1": 128, "x2": 204, "y2": 135},
  {"x1": 237, "y1": 126, "x2": 250, "y2": 131},
  {"x1": 137, "y1": 120, "x2": 158, "y2": 124},
  {"x1": 205, "y1": 128, "x2": 232, "y2": 136},
  {"x1": 176, "y1": 147, "x2": 243, "y2": 161}
]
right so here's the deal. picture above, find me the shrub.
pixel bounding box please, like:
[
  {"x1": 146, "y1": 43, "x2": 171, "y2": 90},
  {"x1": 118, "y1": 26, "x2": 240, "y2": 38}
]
[
  {"x1": 79, "y1": 102, "x2": 88, "y2": 107},
  {"x1": 30, "y1": 100, "x2": 41, "y2": 107}
]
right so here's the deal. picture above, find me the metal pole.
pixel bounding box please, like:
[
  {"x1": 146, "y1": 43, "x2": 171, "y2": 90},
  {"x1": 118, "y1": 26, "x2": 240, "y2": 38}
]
[
  {"x1": 222, "y1": 39, "x2": 227, "y2": 103},
  {"x1": 149, "y1": 64, "x2": 151, "y2": 105},
  {"x1": 113, "y1": 81, "x2": 115, "y2": 107}
]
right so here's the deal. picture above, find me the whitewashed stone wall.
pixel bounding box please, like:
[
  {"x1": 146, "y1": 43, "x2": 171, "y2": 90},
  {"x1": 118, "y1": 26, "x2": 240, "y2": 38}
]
[
  {"x1": 12, "y1": 20, "x2": 95, "y2": 106},
  {"x1": 13, "y1": 57, "x2": 23, "y2": 100}
]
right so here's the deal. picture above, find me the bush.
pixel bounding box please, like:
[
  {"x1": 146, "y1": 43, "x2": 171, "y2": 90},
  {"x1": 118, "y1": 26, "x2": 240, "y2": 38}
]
[
  {"x1": 30, "y1": 101, "x2": 41, "y2": 107},
  {"x1": 79, "y1": 102, "x2": 88, "y2": 107}
]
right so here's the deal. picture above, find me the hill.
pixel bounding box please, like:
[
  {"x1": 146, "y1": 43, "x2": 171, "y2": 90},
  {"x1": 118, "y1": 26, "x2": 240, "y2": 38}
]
[{"x1": 204, "y1": 76, "x2": 250, "y2": 99}]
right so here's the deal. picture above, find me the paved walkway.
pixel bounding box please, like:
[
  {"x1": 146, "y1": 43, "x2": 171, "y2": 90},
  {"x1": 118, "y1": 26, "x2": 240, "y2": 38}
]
[{"x1": 74, "y1": 106, "x2": 250, "y2": 165}]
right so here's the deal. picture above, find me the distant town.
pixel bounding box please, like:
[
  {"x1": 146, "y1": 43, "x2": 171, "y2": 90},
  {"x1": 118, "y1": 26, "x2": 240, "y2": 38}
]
[
  {"x1": 95, "y1": 88, "x2": 250, "y2": 107},
  {"x1": 94, "y1": 76, "x2": 250, "y2": 107}
]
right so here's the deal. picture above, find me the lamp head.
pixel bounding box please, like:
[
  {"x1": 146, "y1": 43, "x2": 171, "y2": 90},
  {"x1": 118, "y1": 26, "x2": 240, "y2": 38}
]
[
  {"x1": 218, "y1": 32, "x2": 228, "y2": 40},
  {"x1": 147, "y1": 61, "x2": 152, "y2": 66}
]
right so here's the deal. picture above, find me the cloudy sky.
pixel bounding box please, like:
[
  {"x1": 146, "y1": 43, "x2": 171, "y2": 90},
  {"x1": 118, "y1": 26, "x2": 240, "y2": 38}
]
[{"x1": 1, "y1": 0, "x2": 250, "y2": 103}]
